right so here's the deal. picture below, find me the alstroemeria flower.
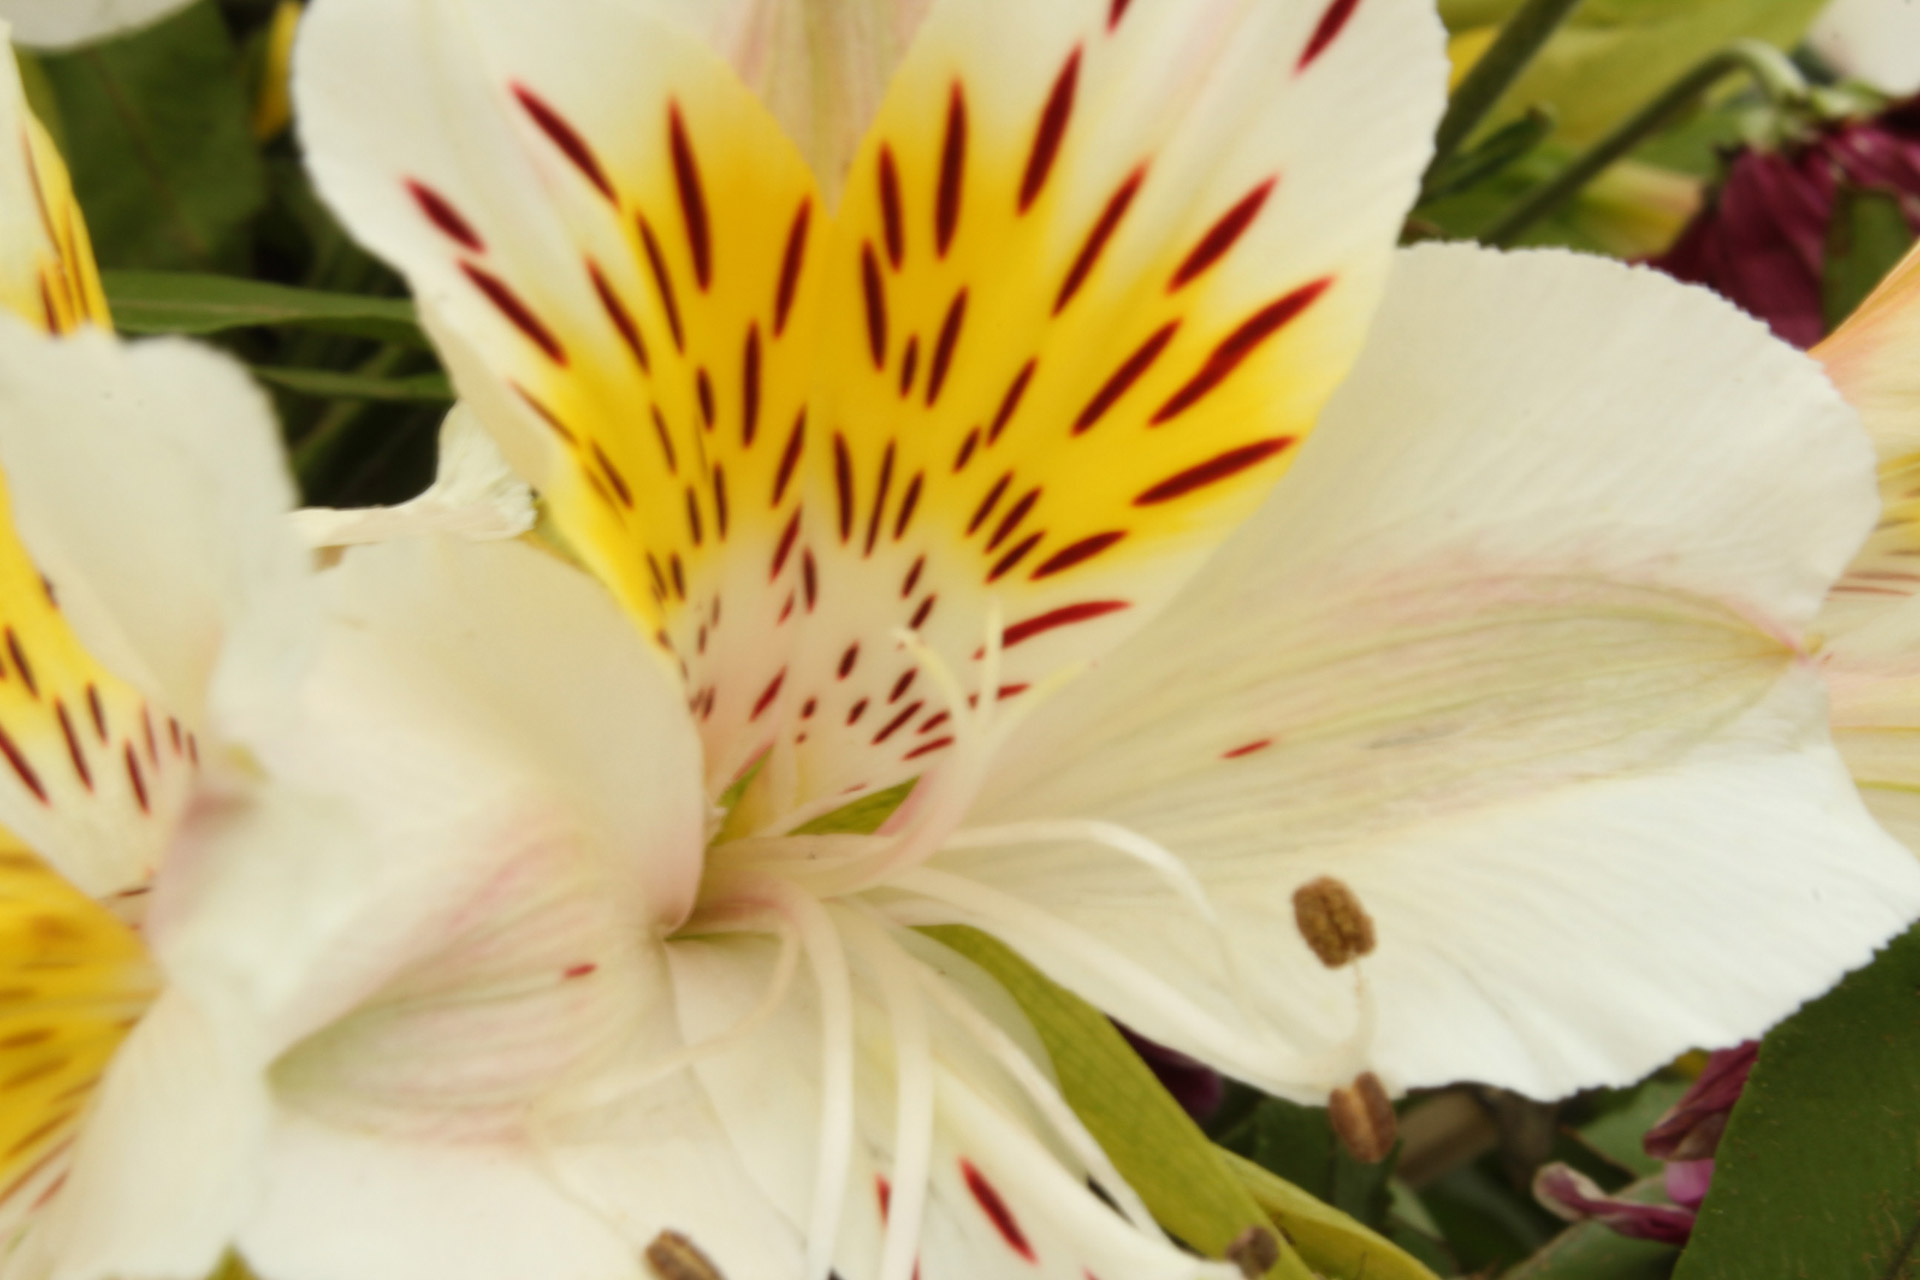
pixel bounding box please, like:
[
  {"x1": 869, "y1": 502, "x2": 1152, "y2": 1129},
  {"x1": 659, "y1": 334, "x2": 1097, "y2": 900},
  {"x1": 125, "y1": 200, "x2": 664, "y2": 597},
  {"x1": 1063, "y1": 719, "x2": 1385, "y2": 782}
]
[{"x1": 0, "y1": 0, "x2": 194, "y2": 49}]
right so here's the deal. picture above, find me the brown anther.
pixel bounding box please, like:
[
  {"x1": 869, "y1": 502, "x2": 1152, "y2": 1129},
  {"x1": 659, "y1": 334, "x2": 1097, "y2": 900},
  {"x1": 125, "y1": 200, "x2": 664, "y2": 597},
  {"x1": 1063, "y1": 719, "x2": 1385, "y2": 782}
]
[
  {"x1": 1328, "y1": 1071, "x2": 1396, "y2": 1164},
  {"x1": 1225, "y1": 1224, "x2": 1281, "y2": 1277},
  {"x1": 644, "y1": 1230, "x2": 727, "y2": 1280},
  {"x1": 1291, "y1": 875, "x2": 1375, "y2": 968}
]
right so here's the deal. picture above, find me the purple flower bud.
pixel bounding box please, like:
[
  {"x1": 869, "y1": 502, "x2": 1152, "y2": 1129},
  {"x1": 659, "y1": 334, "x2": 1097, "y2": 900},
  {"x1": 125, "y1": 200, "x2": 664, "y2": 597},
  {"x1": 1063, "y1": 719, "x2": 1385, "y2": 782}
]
[
  {"x1": 1643, "y1": 1040, "x2": 1758, "y2": 1162},
  {"x1": 1534, "y1": 1163, "x2": 1699, "y2": 1246}
]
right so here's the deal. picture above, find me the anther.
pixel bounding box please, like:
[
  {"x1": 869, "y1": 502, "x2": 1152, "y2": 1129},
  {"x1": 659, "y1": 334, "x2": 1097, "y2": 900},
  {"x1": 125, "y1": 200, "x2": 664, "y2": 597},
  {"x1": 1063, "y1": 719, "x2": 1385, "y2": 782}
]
[
  {"x1": 1225, "y1": 1224, "x2": 1281, "y2": 1277},
  {"x1": 1328, "y1": 1071, "x2": 1396, "y2": 1164},
  {"x1": 644, "y1": 1230, "x2": 728, "y2": 1280},
  {"x1": 1292, "y1": 875, "x2": 1375, "y2": 968}
]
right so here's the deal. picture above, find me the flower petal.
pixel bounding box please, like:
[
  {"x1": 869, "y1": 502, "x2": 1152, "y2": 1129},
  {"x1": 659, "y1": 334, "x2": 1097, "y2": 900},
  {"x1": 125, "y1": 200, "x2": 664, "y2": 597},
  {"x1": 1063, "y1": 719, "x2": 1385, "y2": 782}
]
[
  {"x1": 0, "y1": 326, "x2": 304, "y2": 893},
  {"x1": 291, "y1": 406, "x2": 536, "y2": 550},
  {"x1": 0, "y1": 838, "x2": 154, "y2": 1246},
  {"x1": 772, "y1": 0, "x2": 1448, "y2": 810},
  {"x1": 0, "y1": 36, "x2": 109, "y2": 334},
  {"x1": 1811, "y1": 0, "x2": 1920, "y2": 96},
  {"x1": 951, "y1": 245, "x2": 1920, "y2": 1100},
  {"x1": 0, "y1": 0, "x2": 194, "y2": 49},
  {"x1": 297, "y1": 0, "x2": 825, "y2": 798}
]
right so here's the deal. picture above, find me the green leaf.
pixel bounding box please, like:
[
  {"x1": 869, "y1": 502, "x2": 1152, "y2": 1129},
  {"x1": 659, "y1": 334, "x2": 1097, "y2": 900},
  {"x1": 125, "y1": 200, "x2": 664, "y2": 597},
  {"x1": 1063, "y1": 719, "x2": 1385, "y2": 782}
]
[
  {"x1": 104, "y1": 271, "x2": 424, "y2": 345},
  {"x1": 1505, "y1": 1176, "x2": 1680, "y2": 1279},
  {"x1": 926, "y1": 925, "x2": 1440, "y2": 1280},
  {"x1": 1824, "y1": 187, "x2": 1918, "y2": 334},
  {"x1": 1675, "y1": 922, "x2": 1920, "y2": 1280},
  {"x1": 36, "y1": 2, "x2": 266, "y2": 273},
  {"x1": 252, "y1": 366, "x2": 453, "y2": 404}
]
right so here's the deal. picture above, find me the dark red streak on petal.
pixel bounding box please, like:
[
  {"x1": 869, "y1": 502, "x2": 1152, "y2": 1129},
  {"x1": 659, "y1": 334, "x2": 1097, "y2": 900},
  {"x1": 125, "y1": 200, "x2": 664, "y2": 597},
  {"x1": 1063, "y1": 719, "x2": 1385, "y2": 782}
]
[
  {"x1": 1134, "y1": 437, "x2": 1294, "y2": 505},
  {"x1": 865, "y1": 442, "x2": 896, "y2": 556},
  {"x1": 895, "y1": 474, "x2": 924, "y2": 540},
  {"x1": 988, "y1": 532, "x2": 1044, "y2": 582},
  {"x1": 802, "y1": 550, "x2": 819, "y2": 610},
  {"x1": 898, "y1": 336, "x2": 920, "y2": 399},
  {"x1": 647, "y1": 553, "x2": 670, "y2": 599},
  {"x1": 990, "y1": 359, "x2": 1037, "y2": 445},
  {"x1": 5, "y1": 631, "x2": 34, "y2": 699},
  {"x1": 651, "y1": 405, "x2": 679, "y2": 474},
  {"x1": 405, "y1": 179, "x2": 484, "y2": 252},
  {"x1": 1031, "y1": 530, "x2": 1125, "y2": 579},
  {"x1": 684, "y1": 487, "x2": 705, "y2": 546},
  {"x1": 463, "y1": 263, "x2": 567, "y2": 364},
  {"x1": 927, "y1": 290, "x2": 968, "y2": 407},
  {"x1": 987, "y1": 488, "x2": 1039, "y2": 552},
  {"x1": 1170, "y1": 178, "x2": 1276, "y2": 291},
  {"x1": 954, "y1": 427, "x2": 981, "y2": 473},
  {"x1": 123, "y1": 744, "x2": 149, "y2": 814},
  {"x1": 861, "y1": 242, "x2": 889, "y2": 368},
  {"x1": 773, "y1": 410, "x2": 807, "y2": 506},
  {"x1": 833, "y1": 433, "x2": 856, "y2": 542},
  {"x1": 839, "y1": 644, "x2": 860, "y2": 679},
  {"x1": 54, "y1": 701, "x2": 88, "y2": 790},
  {"x1": 591, "y1": 442, "x2": 634, "y2": 508},
  {"x1": 878, "y1": 146, "x2": 906, "y2": 269},
  {"x1": 564, "y1": 963, "x2": 598, "y2": 979},
  {"x1": 968, "y1": 473, "x2": 1012, "y2": 535},
  {"x1": 589, "y1": 261, "x2": 650, "y2": 371},
  {"x1": 910, "y1": 595, "x2": 936, "y2": 629},
  {"x1": 961, "y1": 1162, "x2": 1036, "y2": 1261},
  {"x1": 1108, "y1": 0, "x2": 1133, "y2": 28},
  {"x1": 696, "y1": 367, "x2": 716, "y2": 431},
  {"x1": 0, "y1": 724, "x2": 45, "y2": 803},
  {"x1": 1003, "y1": 600, "x2": 1130, "y2": 649},
  {"x1": 1021, "y1": 49, "x2": 1082, "y2": 213},
  {"x1": 905, "y1": 736, "x2": 953, "y2": 760},
  {"x1": 712, "y1": 465, "x2": 730, "y2": 539},
  {"x1": 890, "y1": 670, "x2": 917, "y2": 703},
  {"x1": 901, "y1": 555, "x2": 926, "y2": 598},
  {"x1": 772, "y1": 510, "x2": 801, "y2": 579},
  {"x1": 667, "y1": 104, "x2": 713, "y2": 289},
  {"x1": 1224, "y1": 739, "x2": 1272, "y2": 758},
  {"x1": 513, "y1": 85, "x2": 614, "y2": 200},
  {"x1": 140, "y1": 707, "x2": 159, "y2": 768},
  {"x1": 921, "y1": 710, "x2": 949, "y2": 733},
  {"x1": 741, "y1": 326, "x2": 762, "y2": 446},
  {"x1": 847, "y1": 698, "x2": 870, "y2": 726},
  {"x1": 1152, "y1": 278, "x2": 1328, "y2": 424},
  {"x1": 670, "y1": 554, "x2": 687, "y2": 601},
  {"x1": 1300, "y1": 0, "x2": 1363, "y2": 70},
  {"x1": 775, "y1": 201, "x2": 811, "y2": 338},
  {"x1": 513, "y1": 384, "x2": 576, "y2": 445},
  {"x1": 751, "y1": 669, "x2": 787, "y2": 721},
  {"x1": 638, "y1": 214, "x2": 686, "y2": 353},
  {"x1": 1055, "y1": 167, "x2": 1144, "y2": 314},
  {"x1": 937, "y1": 83, "x2": 967, "y2": 257},
  {"x1": 873, "y1": 701, "x2": 924, "y2": 745},
  {"x1": 85, "y1": 685, "x2": 106, "y2": 741},
  {"x1": 1074, "y1": 322, "x2": 1179, "y2": 434}
]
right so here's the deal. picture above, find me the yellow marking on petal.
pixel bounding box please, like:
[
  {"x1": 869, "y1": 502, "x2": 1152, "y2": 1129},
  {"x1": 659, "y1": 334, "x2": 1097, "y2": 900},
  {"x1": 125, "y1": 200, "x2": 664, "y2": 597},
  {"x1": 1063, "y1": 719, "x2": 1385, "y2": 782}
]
[
  {"x1": 252, "y1": 1, "x2": 304, "y2": 142},
  {"x1": 0, "y1": 838, "x2": 155, "y2": 1219},
  {"x1": 2, "y1": 111, "x2": 109, "y2": 336}
]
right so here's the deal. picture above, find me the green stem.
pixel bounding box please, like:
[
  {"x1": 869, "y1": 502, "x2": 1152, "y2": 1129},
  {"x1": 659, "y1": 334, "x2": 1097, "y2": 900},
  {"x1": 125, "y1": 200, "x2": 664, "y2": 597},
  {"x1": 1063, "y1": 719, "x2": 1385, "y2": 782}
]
[
  {"x1": 1484, "y1": 39, "x2": 1808, "y2": 247},
  {"x1": 1425, "y1": 0, "x2": 1587, "y2": 182}
]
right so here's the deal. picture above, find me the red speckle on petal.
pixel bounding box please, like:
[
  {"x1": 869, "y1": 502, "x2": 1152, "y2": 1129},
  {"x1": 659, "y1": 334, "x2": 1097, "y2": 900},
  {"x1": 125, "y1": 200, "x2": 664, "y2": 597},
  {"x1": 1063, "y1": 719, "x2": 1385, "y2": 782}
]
[
  {"x1": 1223, "y1": 739, "x2": 1272, "y2": 759},
  {"x1": 1134, "y1": 438, "x2": 1295, "y2": 505},
  {"x1": 1003, "y1": 600, "x2": 1129, "y2": 649},
  {"x1": 564, "y1": 963, "x2": 598, "y2": 979},
  {"x1": 513, "y1": 85, "x2": 614, "y2": 200},
  {"x1": 1300, "y1": 0, "x2": 1363, "y2": 70},
  {"x1": 405, "y1": 179, "x2": 484, "y2": 252},
  {"x1": 1021, "y1": 49, "x2": 1082, "y2": 213},
  {"x1": 1170, "y1": 178, "x2": 1276, "y2": 292}
]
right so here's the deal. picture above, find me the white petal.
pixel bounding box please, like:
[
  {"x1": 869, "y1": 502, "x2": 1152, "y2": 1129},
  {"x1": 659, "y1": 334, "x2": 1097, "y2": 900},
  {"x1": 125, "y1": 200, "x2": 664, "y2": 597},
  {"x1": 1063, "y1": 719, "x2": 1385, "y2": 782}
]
[
  {"x1": 0, "y1": 323, "x2": 308, "y2": 731},
  {"x1": 238, "y1": 1111, "x2": 641, "y2": 1280},
  {"x1": 291, "y1": 405, "x2": 535, "y2": 550},
  {"x1": 11, "y1": 990, "x2": 270, "y2": 1280},
  {"x1": 0, "y1": 0, "x2": 193, "y2": 49},
  {"x1": 1815, "y1": 238, "x2": 1920, "y2": 465},
  {"x1": 951, "y1": 244, "x2": 1920, "y2": 1100},
  {"x1": 1811, "y1": 0, "x2": 1920, "y2": 95}
]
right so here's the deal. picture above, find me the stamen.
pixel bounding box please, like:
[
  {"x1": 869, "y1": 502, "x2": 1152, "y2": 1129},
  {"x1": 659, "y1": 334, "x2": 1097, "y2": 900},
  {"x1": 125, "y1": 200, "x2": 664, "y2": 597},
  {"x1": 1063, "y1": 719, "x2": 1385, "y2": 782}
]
[
  {"x1": 905, "y1": 939, "x2": 1164, "y2": 1236},
  {"x1": 1226, "y1": 1226, "x2": 1280, "y2": 1279},
  {"x1": 645, "y1": 1230, "x2": 728, "y2": 1280},
  {"x1": 1328, "y1": 1070, "x2": 1395, "y2": 1163},
  {"x1": 837, "y1": 908, "x2": 935, "y2": 1280},
  {"x1": 1292, "y1": 876, "x2": 1375, "y2": 968}
]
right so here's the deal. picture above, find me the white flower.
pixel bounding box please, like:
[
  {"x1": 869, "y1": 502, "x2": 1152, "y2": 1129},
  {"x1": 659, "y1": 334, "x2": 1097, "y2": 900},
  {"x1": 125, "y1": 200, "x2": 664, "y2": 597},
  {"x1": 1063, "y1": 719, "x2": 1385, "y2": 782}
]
[{"x1": 0, "y1": 0, "x2": 195, "y2": 50}]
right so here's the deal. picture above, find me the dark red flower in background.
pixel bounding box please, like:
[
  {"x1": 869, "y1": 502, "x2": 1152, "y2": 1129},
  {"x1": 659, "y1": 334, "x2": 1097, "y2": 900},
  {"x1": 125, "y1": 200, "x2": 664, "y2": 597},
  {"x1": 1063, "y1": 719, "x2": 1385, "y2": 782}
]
[{"x1": 1656, "y1": 100, "x2": 1920, "y2": 347}]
